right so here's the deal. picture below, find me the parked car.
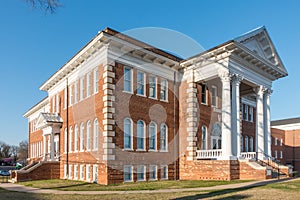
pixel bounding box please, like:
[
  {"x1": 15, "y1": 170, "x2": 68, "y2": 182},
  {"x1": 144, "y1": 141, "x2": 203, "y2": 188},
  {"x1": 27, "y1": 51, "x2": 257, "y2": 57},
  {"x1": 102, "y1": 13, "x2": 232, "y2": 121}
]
[{"x1": 0, "y1": 170, "x2": 10, "y2": 176}]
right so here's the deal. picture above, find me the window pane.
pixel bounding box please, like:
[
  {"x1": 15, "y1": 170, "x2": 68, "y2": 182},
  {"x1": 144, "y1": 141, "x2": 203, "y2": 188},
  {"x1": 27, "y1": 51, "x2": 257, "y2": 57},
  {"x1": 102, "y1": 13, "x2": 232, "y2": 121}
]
[
  {"x1": 149, "y1": 122, "x2": 156, "y2": 150},
  {"x1": 212, "y1": 86, "x2": 217, "y2": 106},
  {"x1": 124, "y1": 166, "x2": 132, "y2": 181},
  {"x1": 124, "y1": 119, "x2": 132, "y2": 149},
  {"x1": 137, "y1": 120, "x2": 144, "y2": 150},
  {"x1": 160, "y1": 79, "x2": 167, "y2": 101},
  {"x1": 201, "y1": 126, "x2": 206, "y2": 150},
  {"x1": 149, "y1": 76, "x2": 156, "y2": 98},
  {"x1": 124, "y1": 68, "x2": 132, "y2": 92},
  {"x1": 137, "y1": 72, "x2": 145, "y2": 95},
  {"x1": 160, "y1": 124, "x2": 167, "y2": 151},
  {"x1": 137, "y1": 165, "x2": 145, "y2": 181},
  {"x1": 201, "y1": 84, "x2": 207, "y2": 104},
  {"x1": 94, "y1": 119, "x2": 98, "y2": 150}
]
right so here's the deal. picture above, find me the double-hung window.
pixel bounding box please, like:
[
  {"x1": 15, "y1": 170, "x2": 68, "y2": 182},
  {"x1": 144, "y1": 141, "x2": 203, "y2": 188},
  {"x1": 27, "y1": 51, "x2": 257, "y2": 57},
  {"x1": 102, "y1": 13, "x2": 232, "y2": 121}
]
[
  {"x1": 86, "y1": 121, "x2": 91, "y2": 151},
  {"x1": 93, "y1": 119, "x2": 98, "y2": 150},
  {"x1": 124, "y1": 118, "x2": 132, "y2": 150},
  {"x1": 160, "y1": 124, "x2": 167, "y2": 151},
  {"x1": 137, "y1": 165, "x2": 145, "y2": 181},
  {"x1": 124, "y1": 67, "x2": 132, "y2": 93},
  {"x1": 94, "y1": 68, "x2": 99, "y2": 94},
  {"x1": 137, "y1": 71, "x2": 145, "y2": 96},
  {"x1": 149, "y1": 76, "x2": 157, "y2": 98},
  {"x1": 124, "y1": 165, "x2": 132, "y2": 182},
  {"x1": 201, "y1": 126, "x2": 207, "y2": 150},
  {"x1": 149, "y1": 165, "x2": 157, "y2": 180},
  {"x1": 80, "y1": 123, "x2": 84, "y2": 151},
  {"x1": 201, "y1": 84, "x2": 207, "y2": 104},
  {"x1": 80, "y1": 77, "x2": 84, "y2": 101},
  {"x1": 86, "y1": 73, "x2": 91, "y2": 97},
  {"x1": 160, "y1": 79, "x2": 168, "y2": 101},
  {"x1": 137, "y1": 120, "x2": 145, "y2": 150},
  {"x1": 212, "y1": 86, "x2": 217, "y2": 107},
  {"x1": 149, "y1": 122, "x2": 157, "y2": 151}
]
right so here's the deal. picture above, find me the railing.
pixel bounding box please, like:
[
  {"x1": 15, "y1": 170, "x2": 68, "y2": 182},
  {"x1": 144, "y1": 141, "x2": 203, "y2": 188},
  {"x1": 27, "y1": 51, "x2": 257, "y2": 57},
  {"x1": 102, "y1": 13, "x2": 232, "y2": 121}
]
[
  {"x1": 240, "y1": 152, "x2": 256, "y2": 160},
  {"x1": 196, "y1": 149, "x2": 222, "y2": 159}
]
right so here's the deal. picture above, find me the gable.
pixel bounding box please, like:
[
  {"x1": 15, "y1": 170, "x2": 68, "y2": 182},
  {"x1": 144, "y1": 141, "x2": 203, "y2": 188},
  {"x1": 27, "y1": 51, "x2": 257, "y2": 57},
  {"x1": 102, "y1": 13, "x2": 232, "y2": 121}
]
[{"x1": 235, "y1": 26, "x2": 288, "y2": 75}]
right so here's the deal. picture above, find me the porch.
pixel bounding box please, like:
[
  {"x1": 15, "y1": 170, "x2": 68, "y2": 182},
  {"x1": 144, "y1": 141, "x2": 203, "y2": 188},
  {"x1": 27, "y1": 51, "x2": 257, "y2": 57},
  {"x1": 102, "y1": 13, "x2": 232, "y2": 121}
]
[{"x1": 196, "y1": 149, "x2": 257, "y2": 160}]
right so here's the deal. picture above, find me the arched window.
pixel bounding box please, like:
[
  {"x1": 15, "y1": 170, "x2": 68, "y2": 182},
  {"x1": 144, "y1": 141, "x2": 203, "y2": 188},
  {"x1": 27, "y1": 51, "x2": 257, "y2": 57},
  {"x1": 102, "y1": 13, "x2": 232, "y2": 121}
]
[
  {"x1": 201, "y1": 126, "x2": 207, "y2": 150},
  {"x1": 93, "y1": 119, "x2": 99, "y2": 150},
  {"x1": 69, "y1": 126, "x2": 73, "y2": 152},
  {"x1": 74, "y1": 125, "x2": 78, "y2": 152},
  {"x1": 86, "y1": 121, "x2": 91, "y2": 151},
  {"x1": 137, "y1": 120, "x2": 145, "y2": 150},
  {"x1": 160, "y1": 123, "x2": 168, "y2": 151},
  {"x1": 124, "y1": 118, "x2": 132, "y2": 149},
  {"x1": 149, "y1": 122, "x2": 157, "y2": 150},
  {"x1": 80, "y1": 123, "x2": 84, "y2": 151},
  {"x1": 64, "y1": 128, "x2": 67, "y2": 153}
]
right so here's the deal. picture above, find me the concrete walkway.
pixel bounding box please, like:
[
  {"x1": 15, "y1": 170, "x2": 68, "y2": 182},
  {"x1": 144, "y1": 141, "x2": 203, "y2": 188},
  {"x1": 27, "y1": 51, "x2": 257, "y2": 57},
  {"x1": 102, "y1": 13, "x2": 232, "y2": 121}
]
[{"x1": 0, "y1": 177, "x2": 299, "y2": 195}]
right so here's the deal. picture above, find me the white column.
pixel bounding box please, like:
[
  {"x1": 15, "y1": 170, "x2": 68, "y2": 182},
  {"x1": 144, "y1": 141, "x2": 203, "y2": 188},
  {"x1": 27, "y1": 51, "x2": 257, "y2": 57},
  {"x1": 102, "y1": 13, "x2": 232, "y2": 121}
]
[
  {"x1": 231, "y1": 74, "x2": 243, "y2": 158},
  {"x1": 50, "y1": 133, "x2": 55, "y2": 160},
  {"x1": 256, "y1": 86, "x2": 265, "y2": 160},
  {"x1": 264, "y1": 89, "x2": 272, "y2": 157},
  {"x1": 220, "y1": 72, "x2": 233, "y2": 159},
  {"x1": 43, "y1": 135, "x2": 47, "y2": 161}
]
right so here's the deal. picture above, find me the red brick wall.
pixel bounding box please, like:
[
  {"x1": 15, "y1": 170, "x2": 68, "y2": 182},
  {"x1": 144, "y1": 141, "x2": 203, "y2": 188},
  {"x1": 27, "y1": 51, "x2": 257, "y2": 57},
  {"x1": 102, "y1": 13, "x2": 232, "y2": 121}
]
[{"x1": 239, "y1": 161, "x2": 268, "y2": 180}]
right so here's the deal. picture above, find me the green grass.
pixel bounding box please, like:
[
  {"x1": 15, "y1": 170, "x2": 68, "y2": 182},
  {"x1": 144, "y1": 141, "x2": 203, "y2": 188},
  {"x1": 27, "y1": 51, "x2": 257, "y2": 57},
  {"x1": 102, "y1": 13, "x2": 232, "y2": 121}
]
[
  {"x1": 263, "y1": 180, "x2": 300, "y2": 191},
  {"x1": 19, "y1": 179, "x2": 250, "y2": 191}
]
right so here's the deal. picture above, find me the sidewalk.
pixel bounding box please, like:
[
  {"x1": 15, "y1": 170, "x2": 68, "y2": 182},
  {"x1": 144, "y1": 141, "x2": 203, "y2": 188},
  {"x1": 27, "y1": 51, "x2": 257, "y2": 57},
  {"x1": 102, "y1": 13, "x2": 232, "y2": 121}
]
[{"x1": 0, "y1": 177, "x2": 299, "y2": 195}]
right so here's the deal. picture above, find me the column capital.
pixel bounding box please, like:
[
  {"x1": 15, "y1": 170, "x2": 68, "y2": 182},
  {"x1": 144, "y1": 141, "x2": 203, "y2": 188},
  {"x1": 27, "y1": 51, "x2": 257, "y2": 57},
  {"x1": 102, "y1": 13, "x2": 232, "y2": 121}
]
[
  {"x1": 264, "y1": 88, "x2": 273, "y2": 96},
  {"x1": 231, "y1": 74, "x2": 244, "y2": 85},
  {"x1": 219, "y1": 71, "x2": 231, "y2": 82},
  {"x1": 254, "y1": 85, "x2": 265, "y2": 96}
]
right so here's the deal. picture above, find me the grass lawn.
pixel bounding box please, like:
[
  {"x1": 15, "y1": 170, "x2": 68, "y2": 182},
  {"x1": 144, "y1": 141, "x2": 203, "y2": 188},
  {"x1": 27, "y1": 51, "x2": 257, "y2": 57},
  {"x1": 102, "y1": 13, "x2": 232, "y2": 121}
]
[
  {"x1": 1, "y1": 179, "x2": 300, "y2": 200},
  {"x1": 19, "y1": 179, "x2": 250, "y2": 191}
]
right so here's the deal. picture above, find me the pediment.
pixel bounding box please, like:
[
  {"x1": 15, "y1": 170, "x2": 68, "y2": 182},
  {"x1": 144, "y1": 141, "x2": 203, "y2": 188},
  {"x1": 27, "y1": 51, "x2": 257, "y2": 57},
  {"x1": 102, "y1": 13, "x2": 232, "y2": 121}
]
[
  {"x1": 235, "y1": 26, "x2": 287, "y2": 75},
  {"x1": 36, "y1": 112, "x2": 63, "y2": 129}
]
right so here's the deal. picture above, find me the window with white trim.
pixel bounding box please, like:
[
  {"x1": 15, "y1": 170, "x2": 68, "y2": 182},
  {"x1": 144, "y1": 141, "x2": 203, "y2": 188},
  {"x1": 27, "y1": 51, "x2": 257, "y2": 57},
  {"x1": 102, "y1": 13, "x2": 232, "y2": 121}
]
[
  {"x1": 74, "y1": 81, "x2": 78, "y2": 103},
  {"x1": 249, "y1": 137, "x2": 254, "y2": 152},
  {"x1": 161, "y1": 165, "x2": 168, "y2": 180},
  {"x1": 124, "y1": 67, "x2": 132, "y2": 93},
  {"x1": 64, "y1": 164, "x2": 67, "y2": 178},
  {"x1": 52, "y1": 95, "x2": 55, "y2": 113},
  {"x1": 137, "y1": 120, "x2": 145, "y2": 150},
  {"x1": 275, "y1": 138, "x2": 278, "y2": 146},
  {"x1": 245, "y1": 136, "x2": 249, "y2": 152},
  {"x1": 74, "y1": 125, "x2": 78, "y2": 152},
  {"x1": 201, "y1": 125, "x2": 207, "y2": 150},
  {"x1": 93, "y1": 165, "x2": 98, "y2": 183},
  {"x1": 69, "y1": 126, "x2": 73, "y2": 152},
  {"x1": 64, "y1": 128, "x2": 67, "y2": 153},
  {"x1": 249, "y1": 106, "x2": 254, "y2": 122},
  {"x1": 149, "y1": 165, "x2": 157, "y2": 180},
  {"x1": 201, "y1": 84, "x2": 207, "y2": 104},
  {"x1": 149, "y1": 76, "x2": 157, "y2": 99},
  {"x1": 275, "y1": 150, "x2": 278, "y2": 159},
  {"x1": 137, "y1": 165, "x2": 146, "y2": 181},
  {"x1": 80, "y1": 165, "x2": 84, "y2": 180},
  {"x1": 64, "y1": 87, "x2": 67, "y2": 109},
  {"x1": 74, "y1": 165, "x2": 78, "y2": 180},
  {"x1": 124, "y1": 118, "x2": 132, "y2": 150},
  {"x1": 80, "y1": 123, "x2": 84, "y2": 151},
  {"x1": 86, "y1": 164, "x2": 90, "y2": 181},
  {"x1": 160, "y1": 79, "x2": 168, "y2": 101},
  {"x1": 93, "y1": 119, "x2": 98, "y2": 150},
  {"x1": 212, "y1": 86, "x2": 217, "y2": 107},
  {"x1": 137, "y1": 71, "x2": 145, "y2": 96},
  {"x1": 86, "y1": 121, "x2": 91, "y2": 151},
  {"x1": 280, "y1": 151, "x2": 283, "y2": 159},
  {"x1": 80, "y1": 77, "x2": 84, "y2": 101},
  {"x1": 243, "y1": 104, "x2": 249, "y2": 121},
  {"x1": 86, "y1": 73, "x2": 91, "y2": 97},
  {"x1": 241, "y1": 135, "x2": 244, "y2": 152},
  {"x1": 68, "y1": 165, "x2": 72, "y2": 179},
  {"x1": 160, "y1": 124, "x2": 167, "y2": 151},
  {"x1": 69, "y1": 85, "x2": 73, "y2": 105},
  {"x1": 124, "y1": 165, "x2": 133, "y2": 182},
  {"x1": 56, "y1": 94, "x2": 59, "y2": 113},
  {"x1": 94, "y1": 68, "x2": 99, "y2": 94},
  {"x1": 280, "y1": 138, "x2": 283, "y2": 146},
  {"x1": 149, "y1": 122, "x2": 157, "y2": 151}
]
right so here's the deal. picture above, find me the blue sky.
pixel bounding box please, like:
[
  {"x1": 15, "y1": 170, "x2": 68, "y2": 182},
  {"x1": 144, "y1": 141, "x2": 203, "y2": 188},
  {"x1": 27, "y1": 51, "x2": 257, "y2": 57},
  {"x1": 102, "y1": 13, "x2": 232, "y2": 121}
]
[{"x1": 1, "y1": 0, "x2": 299, "y2": 145}]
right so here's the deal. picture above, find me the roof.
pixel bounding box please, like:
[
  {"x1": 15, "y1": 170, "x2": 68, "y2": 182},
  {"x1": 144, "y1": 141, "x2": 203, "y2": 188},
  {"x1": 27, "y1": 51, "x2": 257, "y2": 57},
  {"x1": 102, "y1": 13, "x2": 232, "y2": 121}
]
[
  {"x1": 23, "y1": 97, "x2": 48, "y2": 118},
  {"x1": 271, "y1": 117, "x2": 300, "y2": 126},
  {"x1": 36, "y1": 112, "x2": 63, "y2": 129}
]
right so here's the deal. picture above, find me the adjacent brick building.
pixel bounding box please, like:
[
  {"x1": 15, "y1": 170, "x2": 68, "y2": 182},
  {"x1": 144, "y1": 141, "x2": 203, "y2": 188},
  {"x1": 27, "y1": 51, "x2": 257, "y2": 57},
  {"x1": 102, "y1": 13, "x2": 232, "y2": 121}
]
[{"x1": 22, "y1": 26, "x2": 290, "y2": 184}]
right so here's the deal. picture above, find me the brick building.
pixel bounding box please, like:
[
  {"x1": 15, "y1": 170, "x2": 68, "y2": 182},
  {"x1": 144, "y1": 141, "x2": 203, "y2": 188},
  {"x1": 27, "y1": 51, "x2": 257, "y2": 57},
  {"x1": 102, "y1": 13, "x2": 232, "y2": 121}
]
[
  {"x1": 271, "y1": 117, "x2": 300, "y2": 171},
  {"x1": 21, "y1": 26, "x2": 290, "y2": 184}
]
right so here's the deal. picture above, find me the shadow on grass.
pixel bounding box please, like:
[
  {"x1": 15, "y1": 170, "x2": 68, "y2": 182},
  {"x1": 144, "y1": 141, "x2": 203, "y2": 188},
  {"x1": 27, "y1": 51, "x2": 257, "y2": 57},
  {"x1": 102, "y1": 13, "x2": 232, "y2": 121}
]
[
  {"x1": 172, "y1": 178, "x2": 294, "y2": 200},
  {"x1": 41, "y1": 182, "x2": 91, "y2": 190}
]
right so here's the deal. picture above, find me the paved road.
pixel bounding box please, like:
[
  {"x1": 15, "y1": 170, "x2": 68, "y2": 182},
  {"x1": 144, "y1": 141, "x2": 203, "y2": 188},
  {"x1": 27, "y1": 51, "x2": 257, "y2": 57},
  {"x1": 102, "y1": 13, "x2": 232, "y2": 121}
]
[
  {"x1": 0, "y1": 166, "x2": 15, "y2": 171},
  {"x1": 0, "y1": 177, "x2": 299, "y2": 195}
]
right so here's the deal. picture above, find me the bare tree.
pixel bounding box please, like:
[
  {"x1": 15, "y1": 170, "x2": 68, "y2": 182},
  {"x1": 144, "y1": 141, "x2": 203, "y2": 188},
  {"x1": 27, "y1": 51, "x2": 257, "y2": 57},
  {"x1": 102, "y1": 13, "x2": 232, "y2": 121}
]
[
  {"x1": 0, "y1": 141, "x2": 12, "y2": 158},
  {"x1": 18, "y1": 140, "x2": 28, "y2": 164},
  {"x1": 25, "y1": 0, "x2": 62, "y2": 13}
]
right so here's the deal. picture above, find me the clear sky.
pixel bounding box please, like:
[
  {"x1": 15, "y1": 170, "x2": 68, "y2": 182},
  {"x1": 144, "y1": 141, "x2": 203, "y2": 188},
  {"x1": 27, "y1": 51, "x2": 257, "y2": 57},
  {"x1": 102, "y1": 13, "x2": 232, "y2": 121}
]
[{"x1": 1, "y1": 0, "x2": 299, "y2": 145}]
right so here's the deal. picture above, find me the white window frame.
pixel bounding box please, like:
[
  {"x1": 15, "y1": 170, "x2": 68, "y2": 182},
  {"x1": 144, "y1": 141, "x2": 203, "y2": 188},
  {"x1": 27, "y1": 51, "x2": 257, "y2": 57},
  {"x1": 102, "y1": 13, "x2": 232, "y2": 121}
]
[
  {"x1": 201, "y1": 125, "x2": 207, "y2": 150},
  {"x1": 160, "y1": 123, "x2": 168, "y2": 152},
  {"x1": 80, "y1": 123, "x2": 85, "y2": 152},
  {"x1": 149, "y1": 75, "x2": 157, "y2": 99},
  {"x1": 74, "y1": 165, "x2": 78, "y2": 180},
  {"x1": 69, "y1": 126, "x2": 73, "y2": 152},
  {"x1": 80, "y1": 165, "x2": 84, "y2": 180},
  {"x1": 80, "y1": 77, "x2": 84, "y2": 101},
  {"x1": 137, "y1": 120, "x2": 145, "y2": 151},
  {"x1": 93, "y1": 119, "x2": 99, "y2": 150},
  {"x1": 201, "y1": 84, "x2": 207, "y2": 105},
  {"x1": 86, "y1": 164, "x2": 91, "y2": 182},
  {"x1": 249, "y1": 137, "x2": 254, "y2": 152},
  {"x1": 244, "y1": 104, "x2": 249, "y2": 121},
  {"x1": 161, "y1": 165, "x2": 168, "y2": 180},
  {"x1": 64, "y1": 164, "x2": 68, "y2": 179},
  {"x1": 86, "y1": 72, "x2": 91, "y2": 97},
  {"x1": 137, "y1": 165, "x2": 146, "y2": 181},
  {"x1": 280, "y1": 151, "x2": 283, "y2": 159},
  {"x1": 275, "y1": 138, "x2": 278, "y2": 146},
  {"x1": 68, "y1": 164, "x2": 73, "y2": 179},
  {"x1": 245, "y1": 136, "x2": 249, "y2": 152},
  {"x1": 52, "y1": 95, "x2": 55, "y2": 113},
  {"x1": 149, "y1": 165, "x2": 157, "y2": 180},
  {"x1": 149, "y1": 122, "x2": 157, "y2": 151},
  {"x1": 56, "y1": 94, "x2": 59, "y2": 113},
  {"x1": 74, "y1": 125, "x2": 78, "y2": 152},
  {"x1": 160, "y1": 79, "x2": 168, "y2": 101},
  {"x1": 124, "y1": 165, "x2": 133, "y2": 182},
  {"x1": 93, "y1": 165, "x2": 98, "y2": 183},
  {"x1": 64, "y1": 128, "x2": 67, "y2": 153},
  {"x1": 124, "y1": 118, "x2": 133, "y2": 150},
  {"x1": 280, "y1": 138, "x2": 283, "y2": 146},
  {"x1": 94, "y1": 68, "x2": 99, "y2": 94},
  {"x1": 211, "y1": 85, "x2": 217, "y2": 107},
  {"x1": 241, "y1": 135, "x2": 244, "y2": 152},
  {"x1": 64, "y1": 87, "x2": 67, "y2": 109},
  {"x1": 249, "y1": 106, "x2": 254, "y2": 122},
  {"x1": 275, "y1": 150, "x2": 278, "y2": 159},
  {"x1": 123, "y1": 66, "x2": 133, "y2": 93},
  {"x1": 69, "y1": 85, "x2": 73, "y2": 106},
  {"x1": 74, "y1": 81, "x2": 78, "y2": 104},
  {"x1": 137, "y1": 71, "x2": 145, "y2": 96},
  {"x1": 86, "y1": 121, "x2": 91, "y2": 151}
]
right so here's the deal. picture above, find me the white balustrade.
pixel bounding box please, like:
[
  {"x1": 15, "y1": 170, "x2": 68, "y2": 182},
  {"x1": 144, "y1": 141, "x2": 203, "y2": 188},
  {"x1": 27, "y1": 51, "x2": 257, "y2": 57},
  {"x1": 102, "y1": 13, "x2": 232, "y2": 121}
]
[
  {"x1": 240, "y1": 152, "x2": 256, "y2": 160},
  {"x1": 196, "y1": 149, "x2": 222, "y2": 159}
]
